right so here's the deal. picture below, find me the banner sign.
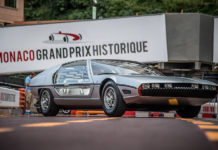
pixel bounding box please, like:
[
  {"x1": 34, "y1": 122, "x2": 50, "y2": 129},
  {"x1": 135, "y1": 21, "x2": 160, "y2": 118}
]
[
  {"x1": 0, "y1": 14, "x2": 168, "y2": 74},
  {"x1": 0, "y1": 87, "x2": 19, "y2": 107},
  {"x1": 214, "y1": 18, "x2": 218, "y2": 63}
]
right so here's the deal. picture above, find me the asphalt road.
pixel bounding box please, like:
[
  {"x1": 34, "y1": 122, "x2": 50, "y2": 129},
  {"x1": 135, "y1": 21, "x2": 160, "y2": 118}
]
[{"x1": 0, "y1": 115, "x2": 218, "y2": 150}]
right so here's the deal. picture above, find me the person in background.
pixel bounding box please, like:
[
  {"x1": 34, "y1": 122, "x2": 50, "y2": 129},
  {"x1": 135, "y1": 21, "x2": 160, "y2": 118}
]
[{"x1": 25, "y1": 72, "x2": 35, "y2": 115}]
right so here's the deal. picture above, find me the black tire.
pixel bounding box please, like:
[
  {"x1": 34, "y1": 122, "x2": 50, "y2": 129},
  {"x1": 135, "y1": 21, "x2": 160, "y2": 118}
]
[
  {"x1": 49, "y1": 34, "x2": 54, "y2": 41},
  {"x1": 79, "y1": 34, "x2": 82, "y2": 40},
  {"x1": 63, "y1": 35, "x2": 69, "y2": 42},
  {"x1": 176, "y1": 106, "x2": 201, "y2": 118},
  {"x1": 101, "y1": 81, "x2": 126, "y2": 117},
  {"x1": 40, "y1": 89, "x2": 59, "y2": 116}
]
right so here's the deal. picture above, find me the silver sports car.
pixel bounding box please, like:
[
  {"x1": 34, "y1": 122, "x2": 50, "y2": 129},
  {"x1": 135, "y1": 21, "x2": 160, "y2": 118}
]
[{"x1": 30, "y1": 59, "x2": 217, "y2": 118}]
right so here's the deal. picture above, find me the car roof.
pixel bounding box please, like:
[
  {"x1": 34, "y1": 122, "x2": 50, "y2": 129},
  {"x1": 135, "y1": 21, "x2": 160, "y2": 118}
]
[{"x1": 62, "y1": 59, "x2": 144, "y2": 66}]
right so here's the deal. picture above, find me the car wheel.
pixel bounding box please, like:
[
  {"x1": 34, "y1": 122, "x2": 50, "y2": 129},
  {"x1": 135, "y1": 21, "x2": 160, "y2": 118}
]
[
  {"x1": 176, "y1": 106, "x2": 201, "y2": 118},
  {"x1": 40, "y1": 89, "x2": 59, "y2": 116},
  {"x1": 63, "y1": 36, "x2": 69, "y2": 42},
  {"x1": 101, "y1": 81, "x2": 126, "y2": 117},
  {"x1": 35, "y1": 101, "x2": 42, "y2": 113},
  {"x1": 49, "y1": 34, "x2": 54, "y2": 41}
]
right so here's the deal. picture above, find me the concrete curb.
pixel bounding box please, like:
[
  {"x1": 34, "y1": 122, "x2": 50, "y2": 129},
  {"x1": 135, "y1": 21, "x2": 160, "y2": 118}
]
[
  {"x1": 69, "y1": 110, "x2": 218, "y2": 119},
  {"x1": 0, "y1": 108, "x2": 23, "y2": 115}
]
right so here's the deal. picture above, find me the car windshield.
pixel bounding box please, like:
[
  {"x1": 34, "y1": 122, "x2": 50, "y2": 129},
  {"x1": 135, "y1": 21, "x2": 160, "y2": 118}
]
[{"x1": 91, "y1": 60, "x2": 163, "y2": 76}]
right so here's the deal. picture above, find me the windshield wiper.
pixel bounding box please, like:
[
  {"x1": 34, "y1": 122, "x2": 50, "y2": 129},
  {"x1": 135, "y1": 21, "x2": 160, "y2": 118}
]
[{"x1": 97, "y1": 73, "x2": 118, "y2": 75}]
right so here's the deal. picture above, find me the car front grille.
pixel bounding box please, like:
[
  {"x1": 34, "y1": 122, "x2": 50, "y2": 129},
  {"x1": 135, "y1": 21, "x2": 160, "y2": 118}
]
[
  {"x1": 140, "y1": 88, "x2": 217, "y2": 98},
  {"x1": 172, "y1": 83, "x2": 192, "y2": 88}
]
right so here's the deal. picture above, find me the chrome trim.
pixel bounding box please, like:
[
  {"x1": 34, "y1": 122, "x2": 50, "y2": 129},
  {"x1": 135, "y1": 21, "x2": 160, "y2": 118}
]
[
  {"x1": 54, "y1": 97, "x2": 99, "y2": 100},
  {"x1": 40, "y1": 90, "x2": 50, "y2": 112},
  {"x1": 54, "y1": 86, "x2": 91, "y2": 96},
  {"x1": 104, "y1": 86, "x2": 117, "y2": 110},
  {"x1": 123, "y1": 96, "x2": 211, "y2": 106}
]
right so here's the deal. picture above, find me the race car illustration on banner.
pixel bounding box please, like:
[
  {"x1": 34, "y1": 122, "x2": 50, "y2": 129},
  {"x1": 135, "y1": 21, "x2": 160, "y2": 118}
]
[
  {"x1": 49, "y1": 31, "x2": 82, "y2": 42},
  {"x1": 30, "y1": 59, "x2": 217, "y2": 118}
]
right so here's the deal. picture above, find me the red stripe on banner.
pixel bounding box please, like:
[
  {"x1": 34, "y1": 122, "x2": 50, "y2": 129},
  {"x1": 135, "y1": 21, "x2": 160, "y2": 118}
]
[
  {"x1": 176, "y1": 114, "x2": 180, "y2": 118},
  {"x1": 152, "y1": 113, "x2": 159, "y2": 117},
  {"x1": 70, "y1": 110, "x2": 76, "y2": 116},
  {"x1": 149, "y1": 112, "x2": 152, "y2": 117},
  {"x1": 202, "y1": 113, "x2": 213, "y2": 118},
  {"x1": 210, "y1": 106, "x2": 214, "y2": 113},
  {"x1": 123, "y1": 111, "x2": 136, "y2": 117}
]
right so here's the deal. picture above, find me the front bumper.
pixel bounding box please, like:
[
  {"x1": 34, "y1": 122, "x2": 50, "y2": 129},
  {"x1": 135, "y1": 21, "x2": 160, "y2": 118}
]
[
  {"x1": 140, "y1": 88, "x2": 217, "y2": 99},
  {"x1": 119, "y1": 86, "x2": 217, "y2": 106},
  {"x1": 123, "y1": 96, "x2": 211, "y2": 106}
]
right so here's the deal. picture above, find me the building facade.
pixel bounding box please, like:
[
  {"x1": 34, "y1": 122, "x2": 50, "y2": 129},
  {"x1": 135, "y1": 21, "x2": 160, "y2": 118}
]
[{"x1": 0, "y1": 0, "x2": 24, "y2": 26}]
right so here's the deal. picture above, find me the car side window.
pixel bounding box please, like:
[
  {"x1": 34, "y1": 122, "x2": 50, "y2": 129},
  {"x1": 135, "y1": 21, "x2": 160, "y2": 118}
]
[{"x1": 54, "y1": 60, "x2": 90, "y2": 84}]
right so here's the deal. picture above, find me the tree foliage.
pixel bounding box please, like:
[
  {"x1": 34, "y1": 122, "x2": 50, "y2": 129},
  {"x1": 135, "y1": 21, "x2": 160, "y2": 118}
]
[{"x1": 24, "y1": 0, "x2": 218, "y2": 21}]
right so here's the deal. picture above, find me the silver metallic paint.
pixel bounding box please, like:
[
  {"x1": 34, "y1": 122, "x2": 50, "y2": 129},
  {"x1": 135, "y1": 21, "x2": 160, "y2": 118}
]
[{"x1": 30, "y1": 59, "x2": 216, "y2": 109}]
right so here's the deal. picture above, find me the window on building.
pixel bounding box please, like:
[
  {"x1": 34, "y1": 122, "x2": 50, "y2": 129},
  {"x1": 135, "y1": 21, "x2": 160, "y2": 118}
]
[{"x1": 5, "y1": 0, "x2": 16, "y2": 8}]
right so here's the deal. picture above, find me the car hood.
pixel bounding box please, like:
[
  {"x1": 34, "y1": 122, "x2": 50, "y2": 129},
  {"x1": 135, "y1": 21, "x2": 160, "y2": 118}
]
[{"x1": 111, "y1": 75, "x2": 217, "y2": 88}]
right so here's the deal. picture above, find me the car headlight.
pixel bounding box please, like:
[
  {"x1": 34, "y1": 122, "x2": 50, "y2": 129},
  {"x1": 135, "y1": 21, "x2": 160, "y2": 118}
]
[
  {"x1": 142, "y1": 83, "x2": 150, "y2": 89},
  {"x1": 209, "y1": 85, "x2": 216, "y2": 90},
  {"x1": 151, "y1": 83, "x2": 160, "y2": 88},
  {"x1": 202, "y1": 85, "x2": 209, "y2": 90},
  {"x1": 191, "y1": 84, "x2": 199, "y2": 89},
  {"x1": 164, "y1": 83, "x2": 172, "y2": 88}
]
